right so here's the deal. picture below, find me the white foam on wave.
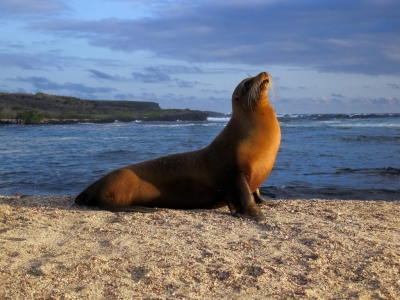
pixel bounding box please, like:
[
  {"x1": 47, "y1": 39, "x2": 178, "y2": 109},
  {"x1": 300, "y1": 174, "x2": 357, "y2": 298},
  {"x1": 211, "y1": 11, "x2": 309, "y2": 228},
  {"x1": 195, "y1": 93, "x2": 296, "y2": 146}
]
[
  {"x1": 145, "y1": 123, "x2": 198, "y2": 128},
  {"x1": 276, "y1": 114, "x2": 303, "y2": 118},
  {"x1": 207, "y1": 117, "x2": 231, "y2": 122},
  {"x1": 332, "y1": 123, "x2": 400, "y2": 128}
]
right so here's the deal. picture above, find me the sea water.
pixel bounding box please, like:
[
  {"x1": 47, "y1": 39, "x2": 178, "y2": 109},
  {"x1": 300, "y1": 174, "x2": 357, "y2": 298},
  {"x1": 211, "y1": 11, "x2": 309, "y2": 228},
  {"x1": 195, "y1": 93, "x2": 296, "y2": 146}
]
[{"x1": 0, "y1": 114, "x2": 399, "y2": 200}]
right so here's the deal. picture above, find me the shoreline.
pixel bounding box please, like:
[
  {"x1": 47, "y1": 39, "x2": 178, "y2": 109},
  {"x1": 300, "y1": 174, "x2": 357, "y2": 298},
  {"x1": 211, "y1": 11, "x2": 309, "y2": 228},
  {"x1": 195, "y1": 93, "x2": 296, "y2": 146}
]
[
  {"x1": 0, "y1": 115, "x2": 215, "y2": 125},
  {"x1": 1, "y1": 112, "x2": 399, "y2": 125},
  {"x1": 1, "y1": 196, "x2": 399, "y2": 299}
]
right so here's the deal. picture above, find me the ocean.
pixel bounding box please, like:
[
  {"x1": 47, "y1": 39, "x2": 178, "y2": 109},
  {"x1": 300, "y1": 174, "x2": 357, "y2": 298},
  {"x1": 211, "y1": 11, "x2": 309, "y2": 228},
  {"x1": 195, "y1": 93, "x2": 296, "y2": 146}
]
[{"x1": 1, "y1": 114, "x2": 399, "y2": 200}]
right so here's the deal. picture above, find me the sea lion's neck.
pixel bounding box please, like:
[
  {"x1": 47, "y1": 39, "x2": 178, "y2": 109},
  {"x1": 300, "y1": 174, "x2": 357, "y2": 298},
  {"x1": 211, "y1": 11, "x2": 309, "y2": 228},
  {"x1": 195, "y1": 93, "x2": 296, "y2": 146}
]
[
  {"x1": 205, "y1": 118, "x2": 244, "y2": 153},
  {"x1": 205, "y1": 98, "x2": 278, "y2": 153}
]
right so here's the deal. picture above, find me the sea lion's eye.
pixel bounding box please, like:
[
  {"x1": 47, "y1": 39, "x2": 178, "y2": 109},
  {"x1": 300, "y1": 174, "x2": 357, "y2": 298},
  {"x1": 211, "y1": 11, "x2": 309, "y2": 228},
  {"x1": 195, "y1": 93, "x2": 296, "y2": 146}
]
[
  {"x1": 234, "y1": 96, "x2": 240, "y2": 101},
  {"x1": 243, "y1": 80, "x2": 251, "y2": 94}
]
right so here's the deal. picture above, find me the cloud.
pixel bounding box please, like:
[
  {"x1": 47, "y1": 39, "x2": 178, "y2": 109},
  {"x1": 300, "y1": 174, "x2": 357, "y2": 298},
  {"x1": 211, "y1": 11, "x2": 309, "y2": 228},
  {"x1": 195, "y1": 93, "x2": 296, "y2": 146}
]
[
  {"x1": 175, "y1": 80, "x2": 194, "y2": 88},
  {"x1": 129, "y1": 66, "x2": 202, "y2": 88},
  {"x1": 86, "y1": 66, "x2": 202, "y2": 88},
  {"x1": 150, "y1": 65, "x2": 204, "y2": 74},
  {"x1": 87, "y1": 69, "x2": 117, "y2": 81},
  {"x1": 0, "y1": 0, "x2": 70, "y2": 17},
  {"x1": 273, "y1": 96, "x2": 400, "y2": 114},
  {"x1": 279, "y1": 86, "x2": 293, "y2": 91},
  {"x1": 13, "y1": 76, "x2": 116, "y2": 94},
  {"x1": 0, "y1": 52, "x2": 60, "y2": 70},
  {"x1": 201, "y1": 89, "x2": 229, "y2": 94},
  {"x1": 331, "y1": 93, "x2": 344, "y2": 98},
  {"x1": 29, "y1": 1, "x2": 400, "y2": 75},
  {"x1": 8, "y1": 44, "x2": 26, "y2": 49},
  {"x1": 87, "y1": 69, "x2": 128, "y2": 81},
  {"x1": 0, "y1": 52, "x2": 122, "y2": 71},
  {"x1": 121, "y1": 90, "x2": 229, "y2": 111},
  {"x1": 370, "y1": 98, "x2": 390, "y2": 105},
  {"x1": 388, "y1": 83, "x2": 400, "y2": 89},
  {"x1": 0, "y1": 86, "x2": 27, "y2": 93},
  {"x1": 114, "y1": 93, "x2": 136, "y2": 100},
  {"x1": 131, "y1": 67, "x2": 171, "y2": 83},
  {"x1": 86, "y1": 63, "x2": 205, "y2": 83}
]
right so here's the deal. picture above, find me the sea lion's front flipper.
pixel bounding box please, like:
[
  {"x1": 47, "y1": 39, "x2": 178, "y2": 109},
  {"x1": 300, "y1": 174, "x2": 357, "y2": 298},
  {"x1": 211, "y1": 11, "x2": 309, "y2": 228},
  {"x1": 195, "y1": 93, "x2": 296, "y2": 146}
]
[
  {"x1": 253, "y1": 188, "x2": 279, "y2": 206},
  {"x1": 227, "y1": 174, "x2": 265, "y2": 221}
]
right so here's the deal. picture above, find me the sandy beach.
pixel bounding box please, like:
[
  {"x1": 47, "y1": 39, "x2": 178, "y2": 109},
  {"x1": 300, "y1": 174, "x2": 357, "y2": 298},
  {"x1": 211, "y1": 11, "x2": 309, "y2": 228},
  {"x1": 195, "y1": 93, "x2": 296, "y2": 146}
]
[{"x1": 0, "y1": 195, "x2": 399, "y2": 299}]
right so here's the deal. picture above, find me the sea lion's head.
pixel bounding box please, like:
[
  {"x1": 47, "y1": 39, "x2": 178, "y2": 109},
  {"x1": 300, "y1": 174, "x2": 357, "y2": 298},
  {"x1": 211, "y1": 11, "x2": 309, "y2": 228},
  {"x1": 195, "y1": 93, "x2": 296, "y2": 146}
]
[{"x1": 232, "y1": 72, "x2": 271, "y2": 112}]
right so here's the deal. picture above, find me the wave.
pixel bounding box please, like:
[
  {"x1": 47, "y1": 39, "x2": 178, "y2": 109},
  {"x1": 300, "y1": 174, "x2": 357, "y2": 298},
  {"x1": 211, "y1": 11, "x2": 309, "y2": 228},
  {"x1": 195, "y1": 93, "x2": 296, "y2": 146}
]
[
  {"x1": 301, "y1": 167, "x2": 400, "y2": 177},
  {"x1": 339, "y1": 135, "x2": 400, "y2": 142},
  {"x1": 207, "y1": 117, "x2": 231, "y2": 122},
  {"x1": 332, "y1": 123, "x2": 400, "y2": 128},
  {"x1": 95, "y1": 149, "x2": 137, "y2": 160},
  {"x1": 277, "y1": 113, "x2": 400, "y2": 120},
  {"x1": 145, "y1": 123, "x2": 199, "y2": 128},
  {"x1": 278, "y1": 114, "x2": 400, "y2": 129},
  {"x1": 259, "y1": 186, "x2": 399, "y2": 201},
  {"x1": 335, "y1": 167, "x2": 400, "y2": 177}
]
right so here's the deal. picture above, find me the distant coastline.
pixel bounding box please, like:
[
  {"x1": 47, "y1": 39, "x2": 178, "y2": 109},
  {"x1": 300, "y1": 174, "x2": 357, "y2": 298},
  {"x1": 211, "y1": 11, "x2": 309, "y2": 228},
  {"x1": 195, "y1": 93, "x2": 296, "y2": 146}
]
[{"x1": 0, "y1": 92, "x2": 226, "y2": 124}]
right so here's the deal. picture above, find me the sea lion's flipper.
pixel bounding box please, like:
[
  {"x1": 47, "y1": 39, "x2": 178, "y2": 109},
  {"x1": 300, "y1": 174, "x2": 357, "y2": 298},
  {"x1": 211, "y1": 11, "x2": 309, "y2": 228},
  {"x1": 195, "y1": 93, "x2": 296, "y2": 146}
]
[
  {"x1": 75, "y1": 179, "x2": 102, "y2": 206},
  {"x1": 75, "y1": 191, "x2": 96, "y2": 206},
  {"x1": 227, "y1": 174, "x2": 265, "y2": 221},
  {"x1": 74, "y1": 193, "x2": 86, "y2": 205},
  {"x1": 99, "y1": 202, "x2": 159, "y2": 213},
  {"x1": 205, "y1": 201, "x2": 227, "y2": 209},
  {"x1": 75, "y1": 191, "x2": 158, "y2": 213},
  {"x1": 253, "y1": 188, "x2": 279, "y2": 206}
]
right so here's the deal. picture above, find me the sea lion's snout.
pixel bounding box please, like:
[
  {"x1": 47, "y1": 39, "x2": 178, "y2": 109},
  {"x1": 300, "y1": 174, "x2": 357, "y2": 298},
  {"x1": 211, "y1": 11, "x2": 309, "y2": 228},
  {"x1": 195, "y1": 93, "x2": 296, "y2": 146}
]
[
  {"x1": 259, "y1": 73, "x2": 272, "y2": 94},
  {"x1": 258, "y1": 72, "x2": 270, "y2": 84},
  {"x1": 245, "y1": 72, "x2": 271, "y2": 106}
]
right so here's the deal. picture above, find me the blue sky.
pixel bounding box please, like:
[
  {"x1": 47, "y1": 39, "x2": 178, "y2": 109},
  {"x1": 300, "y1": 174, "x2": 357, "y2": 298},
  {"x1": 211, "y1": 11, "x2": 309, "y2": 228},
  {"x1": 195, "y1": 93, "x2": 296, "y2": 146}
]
[{"x1": 1, "y1": 0, "x2": 399, "y2": 113}]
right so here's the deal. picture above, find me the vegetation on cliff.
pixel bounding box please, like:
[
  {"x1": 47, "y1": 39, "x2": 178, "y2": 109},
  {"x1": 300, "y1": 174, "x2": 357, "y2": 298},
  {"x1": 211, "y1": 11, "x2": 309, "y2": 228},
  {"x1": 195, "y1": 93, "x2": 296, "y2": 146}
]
[
  {"x1": 16, "y1": 110, "x2": 45, "y2": 124},
  {"x1": 0, "y1": 92, "x2": 224, "y2": 124}
]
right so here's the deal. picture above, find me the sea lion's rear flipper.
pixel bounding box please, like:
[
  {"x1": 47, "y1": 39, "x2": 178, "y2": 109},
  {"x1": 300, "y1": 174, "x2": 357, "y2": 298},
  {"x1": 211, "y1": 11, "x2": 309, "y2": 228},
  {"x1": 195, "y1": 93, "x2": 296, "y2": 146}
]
[{"x1": 253, "y1": 188, "x2": 279, "y2": 206}]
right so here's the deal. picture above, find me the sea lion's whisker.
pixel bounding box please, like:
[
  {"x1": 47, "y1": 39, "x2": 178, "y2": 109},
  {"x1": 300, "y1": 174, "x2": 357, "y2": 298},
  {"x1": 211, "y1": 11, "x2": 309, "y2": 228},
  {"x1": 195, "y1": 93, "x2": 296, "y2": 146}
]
[
  {"x1": 249, "y1": 85, "x2": 256, "y2": 110},
  {"x1": 251, "y1": 82, "x2": 260, "y2": 104},
  {"x1": 269, "y1": 78, "x2": 275, "y2": 99}
]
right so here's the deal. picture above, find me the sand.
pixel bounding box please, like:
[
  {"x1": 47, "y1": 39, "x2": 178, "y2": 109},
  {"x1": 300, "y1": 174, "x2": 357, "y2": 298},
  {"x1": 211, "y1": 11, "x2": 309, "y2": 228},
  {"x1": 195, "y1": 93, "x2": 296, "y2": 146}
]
[{"x1": 0, "y1": 195, "x2": 399, "y2": 299}]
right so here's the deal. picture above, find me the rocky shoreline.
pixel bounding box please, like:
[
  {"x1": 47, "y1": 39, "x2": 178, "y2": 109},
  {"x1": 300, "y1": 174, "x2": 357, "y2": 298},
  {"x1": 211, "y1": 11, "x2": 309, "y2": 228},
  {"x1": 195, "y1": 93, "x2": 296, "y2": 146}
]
[
  {"x1": 1, "y1": 195, "x2": 399, "y2": 299},
  {"x1": 0, "y1": 112, "x2": 222, "y2": 125}
]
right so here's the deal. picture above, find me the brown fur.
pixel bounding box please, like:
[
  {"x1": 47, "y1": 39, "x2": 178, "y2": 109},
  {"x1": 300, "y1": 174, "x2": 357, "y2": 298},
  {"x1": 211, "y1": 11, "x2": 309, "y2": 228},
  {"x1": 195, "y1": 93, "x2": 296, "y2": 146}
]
[{"x1": 75, "y1": 72, "x2": 281, "y2": 221}]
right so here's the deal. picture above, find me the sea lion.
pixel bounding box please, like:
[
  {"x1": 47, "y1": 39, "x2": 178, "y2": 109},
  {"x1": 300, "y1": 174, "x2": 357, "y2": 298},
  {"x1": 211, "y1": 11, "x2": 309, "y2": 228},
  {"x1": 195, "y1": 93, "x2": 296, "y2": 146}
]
[{"x1": 75, "y1": 72, "x2": 281, "y2": 221}]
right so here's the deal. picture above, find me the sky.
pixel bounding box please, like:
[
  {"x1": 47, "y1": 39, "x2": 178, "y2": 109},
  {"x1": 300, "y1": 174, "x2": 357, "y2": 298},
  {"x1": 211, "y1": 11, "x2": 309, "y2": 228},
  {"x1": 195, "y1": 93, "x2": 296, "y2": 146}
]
[{"x1": 1, "y1": 0, "x2": 400, "y2": 114}]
